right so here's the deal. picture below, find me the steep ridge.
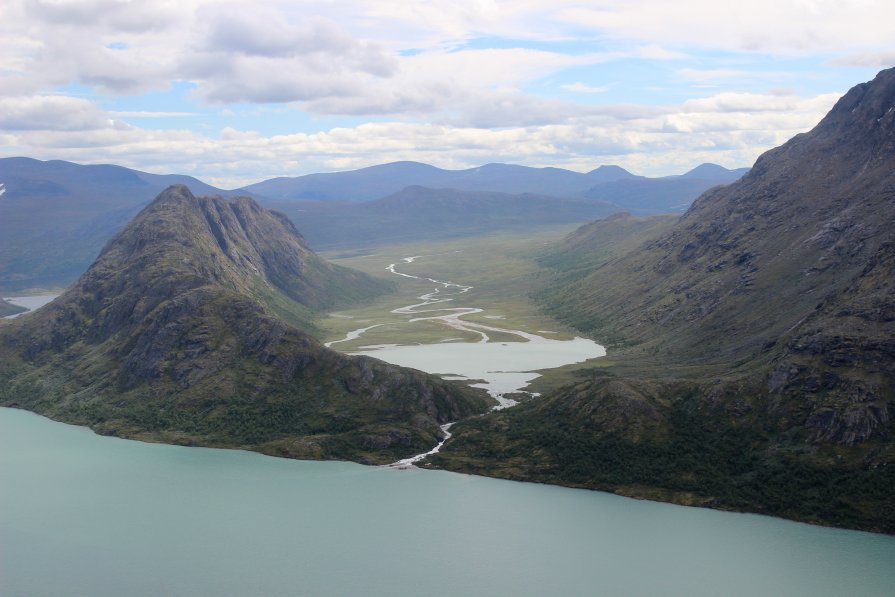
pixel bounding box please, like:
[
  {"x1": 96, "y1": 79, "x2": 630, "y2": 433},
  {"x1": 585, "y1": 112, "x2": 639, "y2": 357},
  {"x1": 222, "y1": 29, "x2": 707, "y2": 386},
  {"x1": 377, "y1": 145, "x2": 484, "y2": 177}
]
[
  {"x1": 0, "y1": 186, "x2": 491, "y2": 463},
  {"x1": 433, "y1": 67, "x2": 895, "y2": 532}
]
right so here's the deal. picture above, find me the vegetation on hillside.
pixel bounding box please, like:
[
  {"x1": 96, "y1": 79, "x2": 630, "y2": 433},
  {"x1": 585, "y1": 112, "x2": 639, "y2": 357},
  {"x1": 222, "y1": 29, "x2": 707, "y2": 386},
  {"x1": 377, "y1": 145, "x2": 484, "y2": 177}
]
[
  {"x1": 432, "y1": 68, "x2": 895, "y2": 533},
  {"x1": 0, "y1": 186, "x2": 492, "y2": 464}
]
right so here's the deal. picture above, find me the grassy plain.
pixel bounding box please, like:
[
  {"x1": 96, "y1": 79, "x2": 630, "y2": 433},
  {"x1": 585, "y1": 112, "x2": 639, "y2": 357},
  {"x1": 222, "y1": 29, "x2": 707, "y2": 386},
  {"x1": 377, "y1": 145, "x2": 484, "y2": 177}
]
[{"x1": 318, "y1": 226, "x2": 609, "y2": 386}]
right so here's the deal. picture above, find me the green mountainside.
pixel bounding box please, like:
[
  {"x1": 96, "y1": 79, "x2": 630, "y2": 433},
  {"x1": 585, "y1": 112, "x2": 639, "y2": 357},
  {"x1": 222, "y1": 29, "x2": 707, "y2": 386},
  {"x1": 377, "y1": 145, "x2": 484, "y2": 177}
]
[
  {"x1": 0, "y1": 186, "x2": 492, "y2": 463},
  {"x1": 431, "y1": 68, "x2": 895, "y2": 533}
]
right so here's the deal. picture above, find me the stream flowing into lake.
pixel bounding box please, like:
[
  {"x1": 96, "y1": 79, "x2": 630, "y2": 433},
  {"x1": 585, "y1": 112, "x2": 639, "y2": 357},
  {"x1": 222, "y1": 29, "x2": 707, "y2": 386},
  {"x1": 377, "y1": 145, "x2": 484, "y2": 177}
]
[
  {"x1": 328, "y1": 255, "x2": 605, "y2": 411},
  {"x1": 325, "y1": 254, "x2": 606, "y2": 467},
  {"x1": 326, "y1": 255, "x2": 606, "y2": 468}
]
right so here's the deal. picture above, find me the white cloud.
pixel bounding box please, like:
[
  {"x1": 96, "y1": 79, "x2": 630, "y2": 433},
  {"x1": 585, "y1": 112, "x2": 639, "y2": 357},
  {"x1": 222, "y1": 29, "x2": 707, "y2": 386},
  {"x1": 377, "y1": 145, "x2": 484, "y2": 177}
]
[
  {"x1": 110, "y1": 111, "x2": 198, "y2": 118},
  {"x1": 182, "y1": 9, "x2": 399, "y2": 104},
  {"x1": 831, "y1": 51, "x2": 895, "y2": 67},
  {"x1": 562, "y1": 82, "x2": 609, "y2": 94},
  {"x1": 0, "y1": 95, "x2": 129, "y2": 131},
  {"x1": 556, "y1": 0, "x2": 895, "y2": 55},
  {"x1": 0, "y1": 0, "x2": 887, "y2": 186},
  {"x1": 23, "y1": 0, "x2": 182, "y2": 33},
  {"x1": 0, "y1": 87, "x2": 842, "y2": 187}
]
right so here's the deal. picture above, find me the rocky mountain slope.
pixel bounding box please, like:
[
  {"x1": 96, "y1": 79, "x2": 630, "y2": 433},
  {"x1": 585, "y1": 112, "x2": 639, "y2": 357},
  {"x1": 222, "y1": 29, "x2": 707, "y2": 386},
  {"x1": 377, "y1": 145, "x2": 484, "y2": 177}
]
[
  {"x1": 0, "y1": 186, "x2": 492, "y2": 463},
  {"x1": 432, "y1": 67, "x2": 895, "y2": 533}
]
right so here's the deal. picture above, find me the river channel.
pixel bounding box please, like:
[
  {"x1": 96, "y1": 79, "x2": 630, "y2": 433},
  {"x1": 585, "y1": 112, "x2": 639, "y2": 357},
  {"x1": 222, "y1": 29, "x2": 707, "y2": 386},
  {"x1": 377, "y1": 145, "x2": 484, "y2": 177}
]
[{"x1": 328, "y1": 255, "x2": 605, "y2": 409}]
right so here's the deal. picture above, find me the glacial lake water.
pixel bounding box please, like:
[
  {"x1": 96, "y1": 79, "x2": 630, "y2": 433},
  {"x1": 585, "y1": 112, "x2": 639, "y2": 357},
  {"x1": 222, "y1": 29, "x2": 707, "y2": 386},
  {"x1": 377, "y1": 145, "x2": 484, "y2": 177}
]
[
  {"x1": 2, "y1": 407, "x2": 894, "y2": 597},
  {"x1": 336, "y1": 255, "x2": 607, "y2": 406},
  {"x1": 2, "y1": 294, "x2": 58, "y2": 319}
]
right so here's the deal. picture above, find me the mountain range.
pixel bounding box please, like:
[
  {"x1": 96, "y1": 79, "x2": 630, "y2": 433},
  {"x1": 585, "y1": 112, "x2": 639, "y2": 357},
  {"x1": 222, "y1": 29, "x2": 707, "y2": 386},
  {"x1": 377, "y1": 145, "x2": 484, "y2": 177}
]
[
  {"x1": 265, "y1": 186, "x2": 620, "y2": 249},
  {"x1": 0, "y1": 157, "x2": 746, "y2": 292},
  {"x1": 430, "y1": 67, "x2": 895, "y2": 533},
  {"x1": 0, "y1": 186, "x2": 492, "y2": 463},
  {"x1": 243, "y1": 160, "x2": 747, "y2": 203}
]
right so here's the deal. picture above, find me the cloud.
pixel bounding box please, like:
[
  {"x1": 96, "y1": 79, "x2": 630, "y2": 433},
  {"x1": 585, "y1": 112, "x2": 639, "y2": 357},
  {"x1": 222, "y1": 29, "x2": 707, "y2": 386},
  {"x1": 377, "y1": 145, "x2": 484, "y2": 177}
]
[
  {"x1": 0, "y1": 0, "x2": 886, "y2": 188},
  {"x1": 300, "y1": 47, "x2": 613, "y2": 118},
  {"x1": 0, "y1": 95, "x2": 131, "y2": 131},
  {"x1": 111, "y1": 111, "x2": 198, "y2": 118},
  {"x1": 200, "y1": 10, "x2": 394, "y2": 74},
  {"x1": 0, "y1": 87, "x2": 841, "y2": 187},
  {"x1": 1, "y1": 0, "x2": 181, "y2": 95},
  {"x1": 831, "y1": 51, "x2": 895, "y2": 67},
  {"x1": 562, "y1": 82, "x2": 609, "y2": 93},
  {"x1": 181, "y1": 10, "x2": 407, "y2": 105},
  {"x1": 24, "y1": 0, "x2": 181, "y2": 33},
  {"x1": 555, "y1": 1, "x2": 895, "y2": 55}
]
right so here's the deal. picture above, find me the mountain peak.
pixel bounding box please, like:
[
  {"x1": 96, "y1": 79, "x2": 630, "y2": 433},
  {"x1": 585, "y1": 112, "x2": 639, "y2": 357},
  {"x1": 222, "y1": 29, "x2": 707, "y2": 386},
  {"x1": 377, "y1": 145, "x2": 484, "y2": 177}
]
[
  {"x1": 748, "y1": 66, "x2": 895, "y2": 184},
  {"x1": 151, "y1": 183, "x2": 195, "y2": 203},
  {"x1": 819, "y1": 65, "x2": 895, "y2": 138},
  {"x1": 585, "y1": 165, "x2": 637, "y2": 183},
  {"x1": 1, "y1": 187, "x2": 490, "y2": 464},
  {"x1": 681, "y1": 163, "x2": 731, "y2": 178}
]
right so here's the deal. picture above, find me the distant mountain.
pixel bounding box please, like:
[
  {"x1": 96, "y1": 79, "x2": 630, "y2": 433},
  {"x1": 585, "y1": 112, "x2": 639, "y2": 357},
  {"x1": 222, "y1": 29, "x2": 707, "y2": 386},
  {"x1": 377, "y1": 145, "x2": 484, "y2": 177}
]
[
  {"x1": 0, "y1": 156, "x2": 747, "y2": 291},
  {"x1": 247, "y1": 160, "x2": 747, "y2": 224},
  {"x1": 0, "y1": 186, "x2": 491, "y2": 463},
  {"x1": 582, "y1": 163, "x2": 749, "y2": 213},
  {"x1": 680, "y1": 162, "x2": 751, "y2": 180},
  {"x1": 245, "y1": 160, "x2": 644, "y2": 201},
  {"x1": 267, "y1": 186, "x2": 619, "y2": 249},
  {"x1": 0, "y1": 158, "x2": 250, "y2": 292},
  {"x1": 432, "y1": 67, "x2": 895, "y2": 533},
  {"x1": 246, "y1": 161, "x2": 454, "y2": 202}
]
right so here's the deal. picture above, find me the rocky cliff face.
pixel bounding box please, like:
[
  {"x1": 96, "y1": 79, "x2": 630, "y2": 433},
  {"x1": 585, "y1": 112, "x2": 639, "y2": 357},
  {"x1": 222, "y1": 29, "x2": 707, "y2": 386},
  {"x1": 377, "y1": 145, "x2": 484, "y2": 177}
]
[
  {"x1": 435, "y1": 68, "x2": 895, "y2": 533},
  {"x1": 0, "y1": 186, "x2": 492, "y2": 463}
]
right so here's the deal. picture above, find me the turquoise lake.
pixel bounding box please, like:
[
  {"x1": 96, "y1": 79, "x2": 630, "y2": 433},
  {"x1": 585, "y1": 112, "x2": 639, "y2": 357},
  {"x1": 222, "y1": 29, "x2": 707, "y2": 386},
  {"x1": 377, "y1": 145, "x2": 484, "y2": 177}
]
[{"x1": 2, "y1": 407, "x2": 894, "y2": 597}]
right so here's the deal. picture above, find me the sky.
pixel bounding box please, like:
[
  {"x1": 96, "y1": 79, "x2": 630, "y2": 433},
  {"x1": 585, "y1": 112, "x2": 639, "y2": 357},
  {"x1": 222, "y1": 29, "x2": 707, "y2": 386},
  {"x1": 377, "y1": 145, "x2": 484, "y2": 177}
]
[{"x1": 1, "y1": 0, "x2": 893, "y2": 188}]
